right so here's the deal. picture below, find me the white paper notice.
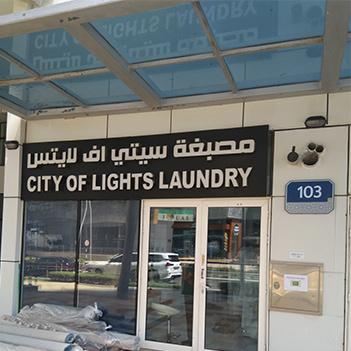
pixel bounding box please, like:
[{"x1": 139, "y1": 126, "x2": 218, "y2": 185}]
[
  {"x1": 284, "y1": 274, "x2": 309, "y2": 292},
  {"x1": 289, "y1": 251, "x2": 305, "y2": 260}
]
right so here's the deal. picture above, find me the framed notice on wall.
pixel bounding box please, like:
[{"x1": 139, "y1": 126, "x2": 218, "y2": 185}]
[
  {"x1": 21, "y1": 125, "x2": 270, "y2": 201},
  {"x1": 270, "y1": 261, "x2": 324, "y2": 315}
]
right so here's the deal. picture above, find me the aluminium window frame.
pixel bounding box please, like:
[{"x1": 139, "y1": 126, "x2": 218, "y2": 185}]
[{"x1": 19, "y1": 199, "x2": 142, "y2": 336}]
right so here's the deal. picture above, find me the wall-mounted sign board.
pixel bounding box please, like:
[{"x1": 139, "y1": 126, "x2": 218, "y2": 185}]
[
  {"x1": 156, "y1": 209, "x2": 194, "y2": 222},
  {"x1": 21, "y1": 126, "x2": 270, "y2": 201},
  {"x1": 285, "y1": 180, "x2": 334, "y2": 214}
]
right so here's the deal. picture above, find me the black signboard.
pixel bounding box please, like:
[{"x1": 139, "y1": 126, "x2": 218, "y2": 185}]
[{"x1": 21, "y1": 126, "x2": 270, "y2": 201}]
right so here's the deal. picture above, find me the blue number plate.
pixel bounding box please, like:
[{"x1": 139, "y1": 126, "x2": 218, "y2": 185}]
[{"x1": 285, "y1": 180, "x2": 334, "y2": 214}]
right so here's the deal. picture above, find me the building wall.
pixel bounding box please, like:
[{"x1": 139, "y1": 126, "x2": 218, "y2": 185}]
[
  {"x1": 0, "y1": 0, "x2": 30, "y2": 15},
  {"x1": 4, "y1": 91, "x2": 351, "y2": 350}
]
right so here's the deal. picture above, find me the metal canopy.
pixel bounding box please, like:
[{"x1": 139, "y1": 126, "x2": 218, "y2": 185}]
[{"x1": 0, "y1": 0, "x2": 350, "y2": 120}]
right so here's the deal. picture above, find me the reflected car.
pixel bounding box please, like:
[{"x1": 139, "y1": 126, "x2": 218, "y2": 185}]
[
  {"x1": 83, "y1": 252, "x2": 182, "y2": 280},
  {"x1": 24, "y1": 256, "x2": 75, "y2": 276},
  {"x1": 149, "y1": 252, "x2": 182, "y2": 280},
  {"x1": 83, "y1": 253, "x2": 138, "y2": 275}
]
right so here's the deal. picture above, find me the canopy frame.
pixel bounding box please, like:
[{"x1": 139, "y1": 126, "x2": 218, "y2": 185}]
[{"x1": 0, "y1": 0, "x2": 349, "y2": 119}]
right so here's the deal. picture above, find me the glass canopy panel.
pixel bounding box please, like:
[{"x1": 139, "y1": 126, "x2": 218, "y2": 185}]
[
  {"x1": 0, "y1": 56, "x2": 29, "y2": 80},
  {"x1": 340, "y1": 40, "x2": 351, "y2": 79},
  {"x1": 137, "y1": 59, "x2": 230, "y2": 98},
  {"x1": 225, "y1": 44, "x2": 323, "y2": 90},
  {"x1": 54, "y1": 73, "x2": 140, "y2": 105},
  {"x1": 0, "y1": 83, "x2": 76, "y2": 110},
  {"x1": 92, "y1": 3, "x2": 212, "y2": 64},
  {"x1": 201, "y1": 0, "x2": 325, "y2": 51},
  {"x1": 0, "y1": 28, "x2": 104, "y2": 76}
]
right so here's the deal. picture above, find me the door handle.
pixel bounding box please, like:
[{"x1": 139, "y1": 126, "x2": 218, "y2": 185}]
[
  {"x1": 201, "y1": 269, "x2": 209, "y2": 291},
  {"x1": 201, "y1": 283, "x2": 210, "y2": 292}
]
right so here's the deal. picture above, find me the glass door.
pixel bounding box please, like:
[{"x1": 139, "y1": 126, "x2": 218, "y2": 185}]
[
  {"x1": 139, "y1": 199, "x2": 268, "y2": 351},
  {"x1": 199, "y1": 200, "x2": 268, "y2": 351},
  {"x1": 139, "y1": 200, "x2": 202, "y2": 351}
]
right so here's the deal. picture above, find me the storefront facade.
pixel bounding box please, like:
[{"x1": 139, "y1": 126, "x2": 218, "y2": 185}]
[
  {"x1": 19, "y1": 122, "x2": 271, "y2": 351},
  {"x1": 0, "y1": 92, "x2": 349, "y2": 351}
]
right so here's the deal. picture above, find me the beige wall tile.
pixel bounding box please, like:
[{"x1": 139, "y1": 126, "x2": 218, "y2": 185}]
[
  {"x1": 245, "y1": 95, "x2": 327, "y2": 130},
  {"x1": 273, "y1": 126, "x2": 348, "y2": 196},
  {"x1": 26, "y1": 115, "x2": 108, "y2": 142},
  {"x1": 328, "y1": 92, "x2": 351, "y2": 126},
  {"x1": 3, "y1": 146, "x2": 21, "y2": 197},
  {"x1": 108, "y1": 111, "x2": 171, "y2": 138},
  {"x1": 7, "y1": 113, "x2": 26, "y2": 144},
  {"x1": 271, "y1": 197, "x2": 347, "y2": 273},
  {"x1": 0, "y1": 261, "x2": 21, "y2": 315},
  {"x1": 0, "y1": 198, "x2": 23, "y2": 262},
  {"x1": 171, "y1": 104, "x2": 242, "y2": 133},
  {"x1": 270, "y1": 313, "x2": 343, "y2": 351}
]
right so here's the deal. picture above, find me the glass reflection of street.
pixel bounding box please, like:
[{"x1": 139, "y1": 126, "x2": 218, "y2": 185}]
[
  {"x1": 146, "y1": 207, "x2": 196, "y2": 346},
  {"x1": 143, "y1": 206, "x2": 261, "y2": 351},
  {"x1": 22, "y1": 200, "x2": 141, "y2": 335},
  {"x1": 205, "y1": 207, "x2": 261, "y2": 351}
]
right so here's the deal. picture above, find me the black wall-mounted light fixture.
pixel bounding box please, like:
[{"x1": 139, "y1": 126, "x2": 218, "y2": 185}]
[
  {"x1": 305, "y1": 115, "x2": 327, "y2": 128},
  {"x1": 287, "y1": 142, "x2": 325, "y2": 166},
  {"x1": 4, "y1": 140, "x2": 19, "y2": 150},
  {"x1": 302, "y1": 142, "x2": 324, "y2": 166},
  {"x1": 287, "y1": 146, "x2": 299, "y2": 163}
]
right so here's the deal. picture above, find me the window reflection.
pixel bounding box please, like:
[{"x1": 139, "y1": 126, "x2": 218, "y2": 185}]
[
  {"x1": 22, "y1": 201, "x2": 78, "y2": 307},
  {"x1": 205, "y1": 207, "x2": 261, "y2": 351},
  {"x1": 146, "y1": 208, "x2": 195, "y2": 346},
  {"x1": 22, "y1": 200, "x2": 141, "y2": 336},
  {"x1": 78, "y1": 200, "x2": 140, "y2": 335}
]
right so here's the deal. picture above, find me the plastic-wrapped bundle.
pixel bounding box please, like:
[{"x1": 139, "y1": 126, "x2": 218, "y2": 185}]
[
  {"x1": 75, "y1": 331, "x2": 140, "y2": 351},
  {"x1": 0, "y1": 333, "x2": 83, "y2": 351},
  {"x1": 0, "y1": 342, "x2": 40, "y2": 351},
  {"x1": 0, "y1": 320, "x2": 78, "y2": 344},
  {"x1": 0, "y1": 342, "x2": 83, "y2": 351},
  {"x1": 0, "y1": 304, "x2": 140, "y2": 350},
  {"x1": 1, "y1": 304, "x2": 107, "y2": 333}
]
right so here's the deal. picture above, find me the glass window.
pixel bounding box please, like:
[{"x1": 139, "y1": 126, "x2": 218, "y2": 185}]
[
  {"x1": 0, "y1": 83, "x2": 76, "y2": 110},
  {"x1": 22, "y1": 201, "x2": 78, "y2": 307},
  {"x1": 109, "y1": 254, "x2": 124, "y2": 263},
  {"x1": 22, "y1": 200, "x2": 141, "y2": 335},
  {"x1": 225, "y1": 44, "x2": 323, "y2": 89},
  {"x1": 0, "y1": 29, "x2": 104, "y2": 75},
  {"x1": 78, "y1": 200, "x2": 140, "y2": 335},
  {"x1": 205, "y1": 207, "x2": 261, "y2": 351},
  {"x1": 137, "y1": 59, "x2": 230, "y2": 98},
  {"x1": 146, "y1": 207, "x2": 196, "y2": 346},
  {"x1": 202, "y1": 0, "x2": 325, "y2": 51},
  {"x1": 0, "y1": 57, "x2": 29, "y2": 80},
  {"x1": 92, "y1": 4, "x2": 211, "y2": 64},
  {"x1": 340, "y1": 40, "x2": 351, "y2": 79},
  {"x1": 54, "y1": 72, "x2": 140, "y2": 105}
]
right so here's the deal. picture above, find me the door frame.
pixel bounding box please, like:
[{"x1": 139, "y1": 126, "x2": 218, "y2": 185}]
[
  {"x1": 346, "y1": 196, "x2": 351, "y2": 351},
  {"x1": 137, "y1": 198, "x2": 270, "y2": 351}
]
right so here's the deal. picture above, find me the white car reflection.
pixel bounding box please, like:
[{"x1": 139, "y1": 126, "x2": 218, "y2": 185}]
[{"x1": 83, "y1": 252, "x2": 182, "y2": 281}]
